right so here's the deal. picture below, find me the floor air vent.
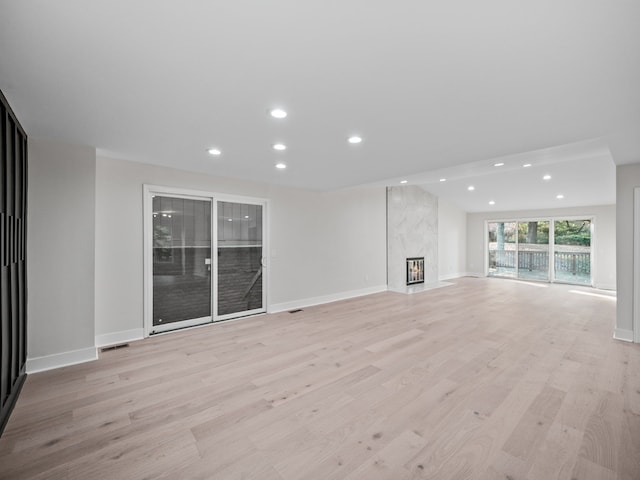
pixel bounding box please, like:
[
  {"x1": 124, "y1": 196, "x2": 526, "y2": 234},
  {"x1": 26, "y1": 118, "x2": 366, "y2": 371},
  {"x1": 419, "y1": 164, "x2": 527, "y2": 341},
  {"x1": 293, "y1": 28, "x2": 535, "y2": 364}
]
[{"x1": 100, "y1": 343, "x2": 130, "y2": 352}]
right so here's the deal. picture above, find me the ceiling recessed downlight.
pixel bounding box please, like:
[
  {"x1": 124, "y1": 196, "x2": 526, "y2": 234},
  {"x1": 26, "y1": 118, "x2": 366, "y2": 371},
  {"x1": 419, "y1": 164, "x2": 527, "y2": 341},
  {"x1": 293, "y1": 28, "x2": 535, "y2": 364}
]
[
  {"x1": 439, "y1": 178, "x2": 446, "y2": 182},
  {"x1": 523, "y1": 163, "x2": 532, "y2": 168},
  {"x1": 468, "y1": 186, "x2": 475, "y2": 191},
  {"x1": 273, "y1": 143, "x2": 287, "y2": 151},
  {"x1": 348, "y1": 136, "x2": 362, "y2": 144},
  {"x1": 275, "y1": 162, "x2": 287, "y2": 169},
  {"x1": 489, "y1": 200, "x2": 495, "y2": 205},
  {"x1": 543, "y1": 174, "x2": 551, "y2": 180},
  {"x1": 270, "y1": 108, "x2": 287, "y2": 119},
  {"x1": 494, "y1": 162, "x2": 505, "y2": 167},
  {"x1": 400, "y1": 180, "x2": 408, "y2": 184},
  {"x1": 208, "y1": 148, "x2": 221, "y2": 156},
  {"x1": 556, "y1": 194, "x2": 564, "y2": 199}
]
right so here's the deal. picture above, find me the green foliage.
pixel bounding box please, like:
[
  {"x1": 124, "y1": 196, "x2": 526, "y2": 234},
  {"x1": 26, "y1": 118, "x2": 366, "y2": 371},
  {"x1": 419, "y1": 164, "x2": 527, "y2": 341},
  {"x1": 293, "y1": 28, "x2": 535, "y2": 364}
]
[
  {"x1": 491, "y1": 220, "x2": 591, "y2": 246},
  {"x1": 517, "y1": 221, "x2": 549, "y2": 244},
  {"x1": 554, "y1": 220, "x2": 591, "y2": 246}
]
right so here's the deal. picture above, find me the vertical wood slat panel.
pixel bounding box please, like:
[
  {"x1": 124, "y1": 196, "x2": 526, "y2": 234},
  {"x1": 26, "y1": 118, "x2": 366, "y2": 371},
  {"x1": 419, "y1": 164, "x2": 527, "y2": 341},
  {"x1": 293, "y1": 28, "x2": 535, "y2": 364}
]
[{"x1": 0, "y1": 88, "x2": 28, "y2": 437}]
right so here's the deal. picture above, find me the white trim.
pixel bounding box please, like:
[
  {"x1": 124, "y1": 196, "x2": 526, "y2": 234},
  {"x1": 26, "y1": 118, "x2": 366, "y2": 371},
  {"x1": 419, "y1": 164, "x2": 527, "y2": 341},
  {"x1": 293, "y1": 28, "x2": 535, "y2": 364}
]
[
  {"x1": 614, "y1": 328, "x2": 634, "y2": 343},
  {"x1": 151, "y1": 317, "x2": 212, "y2": 335},
  {"x1": 594, "y1": 283, "x2": 617, "y2": 291},
  {"x1": 634, "y1": 187, "x2": 640, "y2": 343},
  {"x1": 95, "y1": 328, "x2": 144, "y2": 347},
  {"x1": 268, "y1": 284, "x2": 388, "y2": 314},
  {"x1": 26, "y1": 347, "x2": 98, "y2": 374}
]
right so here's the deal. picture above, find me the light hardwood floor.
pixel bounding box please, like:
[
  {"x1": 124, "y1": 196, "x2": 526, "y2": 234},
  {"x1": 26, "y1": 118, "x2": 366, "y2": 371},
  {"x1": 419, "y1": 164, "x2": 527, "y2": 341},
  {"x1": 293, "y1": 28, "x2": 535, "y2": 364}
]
[{"x1": 1, "y1": 277, "x2": 638, "y2": 480}]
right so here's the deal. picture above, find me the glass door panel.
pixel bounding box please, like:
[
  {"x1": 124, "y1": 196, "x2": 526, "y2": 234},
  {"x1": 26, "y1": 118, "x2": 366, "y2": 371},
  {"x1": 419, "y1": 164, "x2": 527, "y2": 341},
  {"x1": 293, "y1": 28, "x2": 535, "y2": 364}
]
[
  {"x1": 517, "y1": 221, "x2": 549, "y2": 281},
  {"x1": 488, "y1": 221, "x2": 517, "y2": 278},
  {"x1": 217, "y1": 201, "x2": 264, "y2": 318},
  {"x1": 554, "y1": 219, "x2": 591, "y2": 285},
  {"x1": 152, "y1": 196, "x2": 212, "y2": 331}
]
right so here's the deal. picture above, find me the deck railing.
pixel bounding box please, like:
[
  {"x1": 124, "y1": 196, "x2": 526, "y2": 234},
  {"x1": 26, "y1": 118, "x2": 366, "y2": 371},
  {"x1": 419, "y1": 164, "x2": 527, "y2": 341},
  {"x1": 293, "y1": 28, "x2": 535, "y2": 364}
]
[{"x1": 488, "y1": 250, "x2": 590, "y2": 276}]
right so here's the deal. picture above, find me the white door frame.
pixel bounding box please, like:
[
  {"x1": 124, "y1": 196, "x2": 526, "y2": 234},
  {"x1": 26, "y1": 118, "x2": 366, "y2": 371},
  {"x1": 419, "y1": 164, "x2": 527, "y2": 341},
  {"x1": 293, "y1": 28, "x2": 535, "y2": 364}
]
[
  {"x1": 213, "y1": 193, "x2": 269, "y2": 322},
  {"x1": 634, "y1": 188, "x2": 640, "y2": 342},
  {"x1": 143, "y1": 185, "x2": 269, "y2": 337},
  {"x1": 484, "y1": 216, "x2": 595, "y2": 287}
]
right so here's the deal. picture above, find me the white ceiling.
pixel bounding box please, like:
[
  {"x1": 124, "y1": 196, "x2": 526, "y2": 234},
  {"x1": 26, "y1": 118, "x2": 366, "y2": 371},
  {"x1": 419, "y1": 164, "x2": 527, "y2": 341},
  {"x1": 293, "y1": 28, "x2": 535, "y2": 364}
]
[{"x1": 0, "y1": 1, "x2": 638, "y2": 211}]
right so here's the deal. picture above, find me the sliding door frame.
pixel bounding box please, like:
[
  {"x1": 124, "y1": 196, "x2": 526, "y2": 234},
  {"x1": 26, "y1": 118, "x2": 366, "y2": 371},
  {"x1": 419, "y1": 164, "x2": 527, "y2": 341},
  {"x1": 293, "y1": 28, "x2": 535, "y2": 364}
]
[
  {"x1": 484, "y1": 215, "x2": 596, "y2": 287},
  {"x1": 213, "y1": 194, "x2": 268, "y2": 322},
  {"x1": 143, "y1": 185, "x2": 269, "y2": 337}
]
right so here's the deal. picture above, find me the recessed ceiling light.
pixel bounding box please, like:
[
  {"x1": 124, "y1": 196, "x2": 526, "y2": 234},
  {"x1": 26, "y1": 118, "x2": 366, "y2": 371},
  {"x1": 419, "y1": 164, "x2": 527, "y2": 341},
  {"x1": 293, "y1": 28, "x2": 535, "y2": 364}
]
[
  {"x1": 523, "y1": 163, "x2": 532, "y2": 168},
  {"x1": 489, "y1": 200, "x2": 495, "y2": 205},
  {"x1": 468, "y1": 186, "x2": 475, "y2": 191},
  {"x1": 228, "y1": 218, "x2": 233, "y2": 222},
  {"x1": 556, "y1": 194, "x2": 564, "y2": 199},
  {"x1": 208, "y1": 148, "x2": 221, "y2": 156},
  {"x1": 270, "y1": 108, "x2": 287, "y2": 119},
  {"x1": 400, "y1": 180, "x2": 408, "y2": 184},
  {"x1": 494, "y1": 162, "x2": 504, "y2": 167},
  {"x1": 273, "y1": 143, "x2": 287, "y2": 151},
  {"x1": 543, "y1": 174, "x2": 551, "y2": 180},
  {"x1": 348, "y1": 136, "x2": 362, "y2": 144},
  {"x1": 244, "y1": 215, "x2": 249, "y2": 219},
  {"x1": 275, "y1": 162, "x2": 287, "y2": 169},
  {"x1": 439, "y1": 178, "x2": 446, "y2": 182}
]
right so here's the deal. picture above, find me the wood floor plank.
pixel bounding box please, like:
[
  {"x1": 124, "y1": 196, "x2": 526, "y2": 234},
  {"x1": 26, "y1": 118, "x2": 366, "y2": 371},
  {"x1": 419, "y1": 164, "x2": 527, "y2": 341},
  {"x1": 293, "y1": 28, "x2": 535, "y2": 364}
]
[{"x1": 0, "y1": 278, "x2": 637, "y2": 480}]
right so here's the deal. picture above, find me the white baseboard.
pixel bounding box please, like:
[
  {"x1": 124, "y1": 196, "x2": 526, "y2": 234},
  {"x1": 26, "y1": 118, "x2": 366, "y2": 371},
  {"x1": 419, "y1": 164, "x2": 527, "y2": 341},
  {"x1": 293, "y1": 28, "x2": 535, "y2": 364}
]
[
  {"x1": 268, "y1": 284, "x2": 388, "y2": 314},
  {"x1": 96, "y1": 328, "x2": 144, "y2": 348},
  {"x1": 594, "y1": 283, "x2": 616, "y2": 291},
  {"x1": 26, "y1": 347, "x2": 98, "y2": 374},
  {"x1": 613, "y1": 328, "x2": 634, "y2": 343}
]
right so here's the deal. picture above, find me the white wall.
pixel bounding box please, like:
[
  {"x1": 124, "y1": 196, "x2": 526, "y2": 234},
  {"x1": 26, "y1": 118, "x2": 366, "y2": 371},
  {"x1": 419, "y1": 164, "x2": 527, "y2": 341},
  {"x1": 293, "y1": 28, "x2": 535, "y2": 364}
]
[
  {"x1": 616, "y1": 164, "x2": 640, "y2": 341},
  {"x1": 27, "y1": 139, "x2": 98, "y2": 371},
  {"x1": 95, "y1": 156, "x2": 388, "y2": 341},
  {"x1": 438, "y1": 199, "x2": 467, "y2": 280},
  {"x1": 466, "y1": 205, "x2": 616, "y2": 290}
]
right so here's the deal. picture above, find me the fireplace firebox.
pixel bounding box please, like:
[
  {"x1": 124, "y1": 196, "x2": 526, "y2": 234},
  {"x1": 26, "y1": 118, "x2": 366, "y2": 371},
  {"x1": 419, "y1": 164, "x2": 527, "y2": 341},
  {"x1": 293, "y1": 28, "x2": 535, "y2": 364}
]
[{"x1": 406, "y1": 257, "x2": 424, "y2": 285}]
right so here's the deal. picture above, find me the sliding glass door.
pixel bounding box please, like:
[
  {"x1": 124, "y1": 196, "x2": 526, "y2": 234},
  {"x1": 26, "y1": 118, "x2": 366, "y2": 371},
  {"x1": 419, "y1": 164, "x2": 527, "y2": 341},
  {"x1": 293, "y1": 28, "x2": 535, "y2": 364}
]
[
  {"x1": 488, "y1": 221, "x2": 517, "y2": 278},
  {"x1": 517, "y1": 221, "x2": 549, "y2": 281},
  {"x1": 217, "y1": 201, "x2": 265, "y2": 319},
  {"x1": 487, "y1": 218, "x2": 592, "y2": 286},
  {"x1": 145, "y1": 187, "x2": 267, "y2": 335},
  {"x1": 151, "y1": 195, "x2": 212, "y2": 333},
  {"x1": 554, "y1": 219, "x2": 591, "y2": 285}
]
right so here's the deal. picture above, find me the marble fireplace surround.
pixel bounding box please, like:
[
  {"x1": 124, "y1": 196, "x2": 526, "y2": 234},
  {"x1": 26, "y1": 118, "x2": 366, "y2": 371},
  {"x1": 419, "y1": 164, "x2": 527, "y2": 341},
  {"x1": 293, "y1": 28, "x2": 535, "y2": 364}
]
[{"x1": 387, "y1": 186, "x2": 450, "y2": 294}]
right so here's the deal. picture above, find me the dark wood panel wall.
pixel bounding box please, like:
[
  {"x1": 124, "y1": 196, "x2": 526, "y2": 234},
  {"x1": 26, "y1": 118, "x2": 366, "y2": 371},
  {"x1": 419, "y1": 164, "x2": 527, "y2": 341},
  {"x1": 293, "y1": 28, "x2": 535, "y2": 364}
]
[{"x1": 0, "y1": 89, "x2": 27, "y2": 436}]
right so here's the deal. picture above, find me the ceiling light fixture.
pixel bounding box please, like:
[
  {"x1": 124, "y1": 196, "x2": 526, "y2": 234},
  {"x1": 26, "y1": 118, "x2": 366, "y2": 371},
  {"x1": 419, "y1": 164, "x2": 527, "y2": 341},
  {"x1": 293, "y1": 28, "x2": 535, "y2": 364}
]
[
  {"x1": 275, "y1": 162, "x2": 287, "y2": 169},
  {"x1": 523, "y1": 163, "x2": 532, "y2": 168},
  {"x1": 348, "y1": 136, "x2": 362, "y2": 144},
  {"x1": 556, "y1": 194, "x2": 564, "y2": 199},
  {"x1": 494, "y1": 162, "x2": 504, "y2": 167},
  {"x1": 489, "y1": 200, "x2": 495, "y2": 205},
  {"x1": 208, "y1": 148, "x2": 221, "y2": 156},
  {"x1": 468, "y1": 186, "x2": 475, "y2": 191},
  {"x1": 400, "y1": 180, "x2": 408, "y2": 184},
  {"x1": 439, "y1": 178, "x2": 446, "y2": 182},
  {"x1": 270, "y1": 108, "x2": 287, "y2": 119},
  {"x1": 543, "y1": 174, "x2": 551, "y2": 180},
  {"x1": 273, "y1": 143, "x2": 287, "y2": 151}
]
